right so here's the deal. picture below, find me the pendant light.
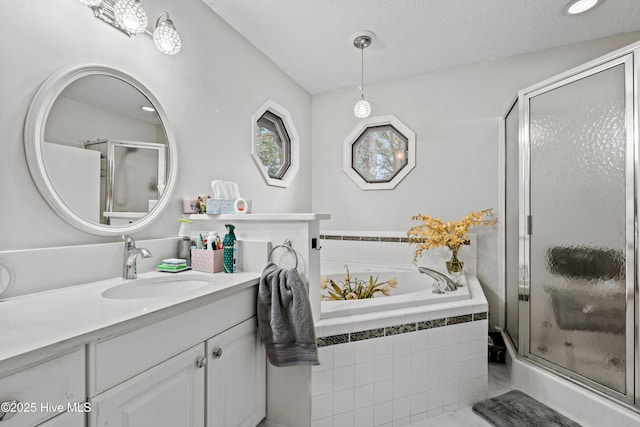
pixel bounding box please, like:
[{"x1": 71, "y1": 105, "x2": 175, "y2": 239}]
[{"x1": 353, "y1": 31, "x2": 374, "y2": 118}]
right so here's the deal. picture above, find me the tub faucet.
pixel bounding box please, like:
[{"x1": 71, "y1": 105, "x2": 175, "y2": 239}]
[
  {"x1": 122, "y1": 235, "x2": 153, "y2": 280},
  {"x1": 418, "y1": 267, "x2": 458, "y2": 293}
]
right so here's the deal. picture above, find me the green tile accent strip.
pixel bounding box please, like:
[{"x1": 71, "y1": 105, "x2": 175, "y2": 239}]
[
  {"x1": 447, "y1": 315, "x2": 473, "y2": 325},
  {"x1": 316, "y1": 311, "x2": 478, "y2": 347},
  {"x1": 351, "y1": 328, "x2": 385, "y2": 341},
  {"x1": 342, "y1": 236, "x2": 361, "y2": 241},
  {"x1": 361, "y1": 236, "x2": 380, "y2": 242},
  {"x1": 473, "y1": 312, "x2": 488, "y2": 321},
  {"x1": 317, "y1": 334, "x2": 349, "y2": 347},
  {"x1": 386, "y1": 323, "x2": 416, "y2": 335},
  {"x1": 324, "y1": 235, "x2": 343, "y2": 240},
  {"x1": 417, "y1": 319, "x2": 446, "y2": 330}
]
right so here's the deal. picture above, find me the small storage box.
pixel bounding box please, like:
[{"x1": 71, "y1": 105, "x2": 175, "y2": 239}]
[
  {"x1": 191, "y1": 249, "x2": 223, "y2": 273},
  {"x1": 206, "y1": 198, "x2": 235, "y2": 214}
]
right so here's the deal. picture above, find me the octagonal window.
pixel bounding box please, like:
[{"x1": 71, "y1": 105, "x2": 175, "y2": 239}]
[
  {"x1": 343, "y1": 115, "x2": 416, "y2": 190},
  {"x1": 256, "y1": 111, "x2": 291, "y2": 179},
  {"x1": 251, "y1": 99, "x2": 299, "y2": 187},
  {"x1": 352, "y1": 125, "x2": 408, "y2": 183}
]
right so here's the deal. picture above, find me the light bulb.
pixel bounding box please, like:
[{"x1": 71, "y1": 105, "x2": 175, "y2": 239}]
[
  {"x1": 114, "y1": 0, "x2": 147, "y2": 34},
  {"x1": 153, "y1": 15, "x2": 182, "y2": 55},
  {"x1": 566, "y1": 0, "x2": 599, "y2": 14},
  {"x1": 354, "y1": 99, "x2": 371, "y2": 118}
]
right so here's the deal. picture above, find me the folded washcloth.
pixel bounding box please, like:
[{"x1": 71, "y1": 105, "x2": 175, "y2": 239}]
[{"x1": 257, "y1": 262, "x2": 319, "y2": 367}]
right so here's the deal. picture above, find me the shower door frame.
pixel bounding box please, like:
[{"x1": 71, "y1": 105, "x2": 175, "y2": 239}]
[{"x1": 514, "y1": 49, "x2": 637, "y2": 407}]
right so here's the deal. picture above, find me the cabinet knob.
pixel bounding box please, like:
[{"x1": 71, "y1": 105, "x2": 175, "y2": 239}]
[
  {"x1": 212, "y1": 347, "x2": 223, "y2": 359},
  {"x1": 195, "y1": 356, "x2": 207, "y2": 368},
  {"x1": 0, "y1": 400, "x2": 19, "y2": 422}
]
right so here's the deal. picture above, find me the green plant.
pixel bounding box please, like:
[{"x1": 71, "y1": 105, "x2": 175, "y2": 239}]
[{"x1": 321, "y1": 265, "x2": 397, "y2": 300}]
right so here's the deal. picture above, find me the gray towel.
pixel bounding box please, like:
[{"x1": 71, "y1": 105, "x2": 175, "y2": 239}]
[{"x1": 257, "y1": 262, "x2": 319, "y2": 367}]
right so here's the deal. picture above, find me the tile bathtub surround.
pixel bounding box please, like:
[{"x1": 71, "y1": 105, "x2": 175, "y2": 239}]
[
  {"x1": 311, "y1": 320, "x2": 489, "y2": 427},
  {"x1": 317, "y1": 313, "x2": 488, "y2": 348},
  {"x1": 320, "y1": 231, "x2": 478, "y2": 276}
]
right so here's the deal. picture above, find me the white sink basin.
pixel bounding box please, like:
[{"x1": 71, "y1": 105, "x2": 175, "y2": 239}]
[{"x1": 101, "y1": 275, "x2": 212, "y2": 300}]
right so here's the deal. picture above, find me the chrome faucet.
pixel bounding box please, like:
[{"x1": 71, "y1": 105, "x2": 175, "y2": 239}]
[
  {"x1": 418, "y1": 267, "x2": 458, "y2": 293},
  {"x1": 122, "y1": 235, "x2": 153, "y2": 279}
]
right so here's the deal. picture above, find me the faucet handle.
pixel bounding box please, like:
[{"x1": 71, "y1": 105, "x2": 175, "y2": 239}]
[{"x1": 123, "y1": 235, "x2": 136, "y2": 248}]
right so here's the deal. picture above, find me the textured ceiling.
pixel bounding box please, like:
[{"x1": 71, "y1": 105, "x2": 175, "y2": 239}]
[{"x1": 203, "y1": 0, "x2": 640, "y2": 95}]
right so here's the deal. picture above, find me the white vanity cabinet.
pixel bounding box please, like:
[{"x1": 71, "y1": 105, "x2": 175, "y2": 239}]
[
  {"x1": 89, "y1": 344, "x2": 206, "y2": 427},
  {"x1": 87, "y1": 286, "x2": 265, "y2": 427},
  {"x1": 207, "y1": 317, "x2": 266, "y2": 427},
  {"x1": 0, "y1": 349, "x2": 85, "y2": 427}
]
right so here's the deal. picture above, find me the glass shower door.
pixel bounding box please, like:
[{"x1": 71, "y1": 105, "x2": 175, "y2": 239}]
[{"x1": 526, "y1": 58, "x2": 632, "y2": 397}]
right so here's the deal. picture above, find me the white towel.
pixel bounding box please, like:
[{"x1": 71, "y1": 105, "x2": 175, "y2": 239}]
[{"x1": 257, "y1": 263, "x2": 319, "y2": 367}]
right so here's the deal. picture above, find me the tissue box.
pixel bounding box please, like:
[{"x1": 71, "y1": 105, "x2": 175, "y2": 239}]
[
  {"x1": 191, "y1": 249, "x2": 223, "y2": 273},
  {"x1": 206, "y1": 199, "x2": 235, "y2": 214}
]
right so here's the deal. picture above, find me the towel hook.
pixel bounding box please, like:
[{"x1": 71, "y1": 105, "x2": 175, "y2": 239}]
[{"x1": 269, "y1": 239, "x2": 299, "y2": 269}]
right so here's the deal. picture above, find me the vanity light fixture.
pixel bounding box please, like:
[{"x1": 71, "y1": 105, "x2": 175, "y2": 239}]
[
  {"x1": 564, "y1": 0, "x2": 601, "y2": 15},
  {"x1": 353, "y1": 31, "x2": 374, "y2": 119},
  {"x1": 79, "y1": 0, "x2": 182, "y2": 55}
]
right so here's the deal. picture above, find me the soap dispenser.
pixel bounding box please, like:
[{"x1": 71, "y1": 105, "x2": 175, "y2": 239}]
[{"x1": 223, "y1": 224, "x2": 236, "y2": 273}]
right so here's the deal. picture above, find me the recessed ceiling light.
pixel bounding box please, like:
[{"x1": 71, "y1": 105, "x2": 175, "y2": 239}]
[
  {"x1": 565, "y1": 0, "x2": 601, "y2": 15},
  {"x1": 141, "y1": 105, "x2": 155, "y2": 112}
]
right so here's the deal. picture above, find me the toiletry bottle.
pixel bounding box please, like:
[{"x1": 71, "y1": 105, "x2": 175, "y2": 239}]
[
  {"x1": 177, "y1": 236, "x2": 193, "y2": 266},
  {"x1": 207, "y1": 231, "x2": 219, "y2": 250},
  {"x1": 223, "y1": 224, "x2": 236, "y2": 273}
]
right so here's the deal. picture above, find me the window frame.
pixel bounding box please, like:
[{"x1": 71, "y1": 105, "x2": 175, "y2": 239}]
[
  {"x1": 251, "y1": 99, "x2": 299, "y2": 188},
  {"x1": 343, "y1": 115, "x2": 416, "y2": 190}
]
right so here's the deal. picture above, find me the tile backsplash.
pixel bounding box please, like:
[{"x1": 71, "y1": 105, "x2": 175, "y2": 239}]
[{"x1": 319, "y1": 231, "x2": 477, "y2": 276}]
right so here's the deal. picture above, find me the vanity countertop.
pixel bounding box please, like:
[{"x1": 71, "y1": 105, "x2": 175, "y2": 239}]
[{"x1": 0, "y1": 270, "x2": 260, "y2": 373}]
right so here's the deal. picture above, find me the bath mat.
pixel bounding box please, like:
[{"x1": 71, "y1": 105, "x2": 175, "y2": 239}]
[{"x1": 472, "y1": 390, "x2": 581, "y2": 427}]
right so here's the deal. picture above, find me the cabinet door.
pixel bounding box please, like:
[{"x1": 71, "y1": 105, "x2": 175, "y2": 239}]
[
  {"x1": 90, "y1": 344, "x2": 205, "y2": 427},
  {"x1": 207, "y1": 317, "x2": 266, "y2": 427},
  {"x1": 38, "y1": 410, "x2": 84, "y2": 427}
]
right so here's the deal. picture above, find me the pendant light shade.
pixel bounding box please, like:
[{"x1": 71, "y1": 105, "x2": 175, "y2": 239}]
[
  {"x1": 113, "y1": 0, "x2": 147, "y2": 34},
  {"x1": 354, "y1": 98, "x2": 371, "y2": 119},
  {"x1": 353, "y1": 31, "x2": 374, "y2": 119},
  {"x1": 153, "y1": 12, "x2": 182, "y2": 55}
]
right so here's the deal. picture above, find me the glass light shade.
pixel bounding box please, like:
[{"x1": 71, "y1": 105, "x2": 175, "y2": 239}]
[
  {"x1": 113, "y1": 0, "x2": 147, "y2": 34},
  {"x1": 354, "y1": 98, "x2": 371, "y2": 118},
  {"x1": 79, "y1": 0, "x2": 102, "y2": 6},
  {"x1": 567, "y1": 0, "x2": 599, "y2": 14},
  {"x1": 153, "y1": 19, "x2": 182, "y2": 55}
]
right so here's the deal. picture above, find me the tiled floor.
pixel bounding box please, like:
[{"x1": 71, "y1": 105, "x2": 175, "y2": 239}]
[{"x1": 408, "y1": 362, "x2": 514, "y2": 427}]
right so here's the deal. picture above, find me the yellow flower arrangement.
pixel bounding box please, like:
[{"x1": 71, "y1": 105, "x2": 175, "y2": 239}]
[
  {"x1": 321, "y1": 266, "x2": 397, "y2": 301},
  {"x1": 407, "y1": 209, "x2": 497, "y2": 263}
]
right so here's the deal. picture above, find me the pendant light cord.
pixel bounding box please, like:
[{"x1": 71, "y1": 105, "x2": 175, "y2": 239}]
[{"x1": 360, "y1": 46, "x2": 365, "y2": 100}]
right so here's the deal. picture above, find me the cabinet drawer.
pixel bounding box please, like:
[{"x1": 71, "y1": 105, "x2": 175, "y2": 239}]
[
  {"x1": 0, "y1": 349, "x2": 85, "y2": 427},
  {"x1": 89, "y1": 286, "x2": 257, "y2": 395}
]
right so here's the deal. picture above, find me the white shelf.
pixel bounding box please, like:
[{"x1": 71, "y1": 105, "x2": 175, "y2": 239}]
[{"x1": 185, "y1": 213, "x2": 331, "y2": 222}]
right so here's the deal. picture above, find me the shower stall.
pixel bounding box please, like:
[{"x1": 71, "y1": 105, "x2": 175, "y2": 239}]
[{"x1": 503, "y1": 42, "x2": 638, "y2": 408}]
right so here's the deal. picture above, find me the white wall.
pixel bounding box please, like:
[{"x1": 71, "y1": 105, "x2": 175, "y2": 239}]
[
  {"x1": 311, "y1": 31, "x2": 640, "y2": 327},
  {"x1": 0, "y1": 1, "x2": 311, "y2": 250}
]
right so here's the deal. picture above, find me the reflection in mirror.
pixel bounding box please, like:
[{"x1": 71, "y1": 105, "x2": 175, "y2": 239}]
[
  {"x1": 250, "y1": 99, "x2": 299, "y2": 188},
  {"x1": 24, "y1": 64, "x2": 177, "y2": 235},
  {"x1": 255, "y1": 111, "x2": 291, "y2": 179},
  {"x1": 44, "y1": 75, "x2": 167, "y2": 225},
  {"x1": 352, "y1": 125, "x2": 408, "y2": 183}
]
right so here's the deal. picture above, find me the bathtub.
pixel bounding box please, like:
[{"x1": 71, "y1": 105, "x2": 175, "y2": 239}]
[{"x1": 320, "y1": 262, "x2": 471, "y2": 318}]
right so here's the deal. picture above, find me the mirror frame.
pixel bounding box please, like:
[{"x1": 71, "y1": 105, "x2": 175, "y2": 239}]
[{"x1": 24, "y1": 64, "x2": 178, "y2": 236}]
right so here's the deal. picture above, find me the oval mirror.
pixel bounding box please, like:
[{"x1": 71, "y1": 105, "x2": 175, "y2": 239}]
[{"x1": 24, "y1": 64, "x2": 177, "y2": 236}]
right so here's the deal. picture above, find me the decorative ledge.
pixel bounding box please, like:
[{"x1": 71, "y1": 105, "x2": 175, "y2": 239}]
[{"x1": 187, "y1": 213, "x2": 331, "y2": 222}]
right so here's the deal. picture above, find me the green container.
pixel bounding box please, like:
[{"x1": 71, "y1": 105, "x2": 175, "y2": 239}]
[{"x1": 223, "y1": 224, "x2": 236, "y2": 273}]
